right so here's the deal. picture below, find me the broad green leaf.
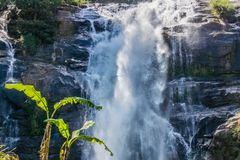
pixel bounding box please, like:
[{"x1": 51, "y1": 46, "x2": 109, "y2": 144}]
[
  {"x1": 77, "y1": 135, "x2": 113, "y2": 156},
  {"x1": 53, "y1": 97, "x2": 103, "y2": 112},
  {"x1": 71, "y1": 121, "x2": 96, "y2": 140},
  {"x1": 79, "y1": 120, "x2": 96, "y2": 131},
  {"x1": 5, "y1": 83, "x2": 48, "y2": 112},
  {"x1": 46, "y1": 119, "x2": 70, "y2": 139}
]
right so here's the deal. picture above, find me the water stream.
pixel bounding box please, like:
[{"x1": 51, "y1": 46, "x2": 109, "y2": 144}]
[
  {"x1": 78, "y1": 0, "x2": 198, "y2": 159},
  {"x1": 0, "y1": 5, "x2": 16, "y2": 82},
  {"x1": 0, "y1": 4, "x2": 19, "y2": 148}
]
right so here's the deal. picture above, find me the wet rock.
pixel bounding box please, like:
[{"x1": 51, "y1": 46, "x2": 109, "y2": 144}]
[
  {"x1": 65, "y1": 45, "x2": 89, "y2": 61},
  {"x1": 94, "y1": 20, "x2": 107, "y2": 32},
  {"x1": 73, "y1": 36, "x2": 93, "y2": 47},
  {"x1": 208, "y1": 113, "x2": 240, "y2": 160},
  {"x1": 20, "y1": 62, "x2": 85, "y2": 102},
  {"x1": 52, "y1": 44, "x2": 90, "y2": 71},
  {"x1": 0, "y1": 40, "x2": 7, "y2": 50},
  {"x1": 65, "y1": 59, "x2": 88, "y2": 71},
  {"x1": 0, "y1": 59, "x2": 8, "y2": 84},
  {"x1": 188, "y1": 14, "x2": 208, "y2": 23},
  {"x1": 2, "y1": 61, "x2": 89, "y2": 159},
  {"x1": 0, "y1": 41, "x2": 8, "y2": 57},
  {"x1": 76, "y1": 19, "x2": 92, "y2": 32}
]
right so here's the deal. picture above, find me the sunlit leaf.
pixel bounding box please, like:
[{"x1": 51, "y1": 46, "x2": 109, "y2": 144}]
[
  {"x1": 53, "y1": 97, "x2": 103, "y2": 111},
  {"x1": 5, "y1": 83, "x2": 48, "y2": 112},
  {"x1": 46, "y1": 119, "x2": 70, "y2": 139},
  {"x1": 71, "y1": 121, "x2": 95, "y2": 140},
  {"x1": 76, "y1": 135, "x2": 113, "y2": 156},
  {"x1": 79, "y1": 121, "x2": 96, "y2": 131}
]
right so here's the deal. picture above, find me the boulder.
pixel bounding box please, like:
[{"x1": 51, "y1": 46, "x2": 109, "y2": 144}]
[{"x1": 209, "y1": 113, "x2": 240, "y2": 160}]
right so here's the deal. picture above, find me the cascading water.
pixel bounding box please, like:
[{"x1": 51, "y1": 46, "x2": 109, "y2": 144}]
[
  {"x1": 79, "y1": 0, "x2": 197, "y2": 160},
  {"x1": 0, "y1": 5, "x2": 19, "y2": 148},
  {"x1": 0, "y1": 5, "x2": 16, "y2": 82}
]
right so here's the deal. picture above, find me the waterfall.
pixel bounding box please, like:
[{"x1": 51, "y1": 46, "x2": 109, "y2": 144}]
[
  {"x1": 75, "y1": 0, "x2": 197, "y2": 159},
  {"x1": 0, "y1": 5, "x2": 19, "y2": 148},
  {"x1": 0, "y1": 5, "x2": 16, "y2": 82}
]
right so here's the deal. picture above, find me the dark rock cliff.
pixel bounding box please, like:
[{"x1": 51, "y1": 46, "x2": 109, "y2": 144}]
[
  {"x1": 0, "y1": 5, "x2": 96, "y2": 160},
  {"x1": 1, "y1": 1, "x2": 240, "y2": 160},
  {"x1": 167, "y1": 0, "x2": 240, "y2": 159}
]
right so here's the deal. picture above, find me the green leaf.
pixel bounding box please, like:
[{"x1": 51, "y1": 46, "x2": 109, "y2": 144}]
[
  {"x1": 53, "y1": 97, "x2": 103, "y2": 112},
  {"x1": 46, "y1": 119, "x2": 70, "y2": 139},
  {"x1": 71, "y1": 121, "x2": 96, "y2": 140},
  {"x1": 79, "y1": 120, "x2": 96, "y2": 131},
  {"x1": 5, "y1": 83, "x2": 48, "y2": 112},
  {"x1": 77, "y1": 135, "x2": 113, "y2": 156}
]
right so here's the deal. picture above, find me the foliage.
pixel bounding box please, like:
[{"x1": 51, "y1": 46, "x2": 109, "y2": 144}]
[
  {"x1": 54, "y1": 97, "x2": 103, "y2": 111},
  {"x1": 5, "y1": 83, "x2": 48, "y2": 113},
  {"x1": 64, "y1": 0, "x2": 88, "y2": 5},
  {"x1": 209, "y1": 0, "x2": 235, "y2": 19},
  {"x1": 47, "y1": 118, "x2": 113, "y2": 160},
  {"x1": 4, "y1": 83, "x2": 111, "y2": 160},
  {"x1": 5, "y1": 83, "x2": 50, "y2": 160},
  {"x1": 23, "y1": 33, "x2": 38, "y2": 55},
  {"x1": 4, "y1": 0, "x2": 62, "y2": 54},
  {"x1": 0, "y1": 145, "x2": 19, "y2": 160},
  {"x1": 2, "y1": 0, "x2": 89, "y2": 54}
]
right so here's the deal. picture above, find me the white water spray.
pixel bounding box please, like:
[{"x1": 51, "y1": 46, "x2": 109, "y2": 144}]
[
  {"x1": 80, "y1": 0, "x2": 197, "y2": 159},
  {"x1": 0, "y1": 5, "x2": 16, "y2": 82}
]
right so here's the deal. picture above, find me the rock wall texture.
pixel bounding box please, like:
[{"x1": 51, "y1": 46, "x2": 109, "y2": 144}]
[
  {"x1": 0, "y1": 1, "x2": 240, "y2": 160},
  {"x1": 167, "y1": 0, "x2": 240, "y2": 159}
]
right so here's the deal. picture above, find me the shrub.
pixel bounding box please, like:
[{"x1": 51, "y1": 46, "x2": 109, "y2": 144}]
[
  {"x1": 3, "y1": 0, "x2": 88, "y2": 54},
  {"x1": 210, "y1": 0, "x2": 236, "y2": 19},
  {"x1": 23, "y1": 33, "x2": 38, "y2": 55},
  {"x1": 64, "y1": 0, "x2": 88, "y2": 5},
  {"x1": 4, "y1": 0, "x2": 63, "y2": 54}
]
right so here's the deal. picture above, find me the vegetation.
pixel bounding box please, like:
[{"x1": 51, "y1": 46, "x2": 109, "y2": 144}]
[
  {"x1": 65, "y1": 0, "x2": 88, "y2": 5},
  {"x1": 0, "y1": 145, "x2": 19, "y2": 160},
  {"x1": 4, "y1": 83, "x2": 112, "y2": 160},
  {"x1": 209, "y1": 0, "x2": 236, "y2": 19},
  {"x1": 47, "y1": 119, "x2": 113, "y2": 160},
  {"x1": 8, "y1": 0, "x2": 62, "y2": 54},
  {"x1": 0, "y1": 0, "x2": 88, "y2": 54}
]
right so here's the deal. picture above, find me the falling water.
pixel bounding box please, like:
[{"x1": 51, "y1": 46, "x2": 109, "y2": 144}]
[
  {"x1": 78, "y1": 0, "x2": 197, "y2": 159},
  {"x1": 0, "y1": 5, "x2": 19, "y2": 148},
  {"x1": 0, "y1": 5, "x2": 16, "y2": 82}
]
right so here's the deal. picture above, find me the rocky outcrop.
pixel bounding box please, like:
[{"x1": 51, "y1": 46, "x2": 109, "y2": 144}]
[
  {"x1": 0, "y1": 60, "x2": 90, "y2": 160},
  {"x1": 0, "y1": 5, "x2": 104, "y2": 160},
  {"x1": 209, "y1": 113, "x2": 240, "y2": 160},
  {"x1": 167, "y1": 0, "x2": 240, "y2": 159},
  {"x1": 0, "y1": 1, "x2": 240, "y2": 160}
]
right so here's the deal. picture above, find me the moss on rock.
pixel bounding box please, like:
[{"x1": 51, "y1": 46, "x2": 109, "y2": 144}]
[{"x1": 210, "y1": 113, "x2": 240, "y2": 160}]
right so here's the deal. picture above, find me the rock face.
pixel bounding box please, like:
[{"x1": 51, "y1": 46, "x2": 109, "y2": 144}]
[
  {"x1": 0, "y1": 1, "x2": 240, "y2": 160},
  {"x1": 167, "y1": 0, "x2": 240, "y2": 159},
  {"x1": 0, "y1": 5, "x2": 106, "y2": 160},
  {"x1": 209, "y1": 113, "x2": 240, "y2": 160}
]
